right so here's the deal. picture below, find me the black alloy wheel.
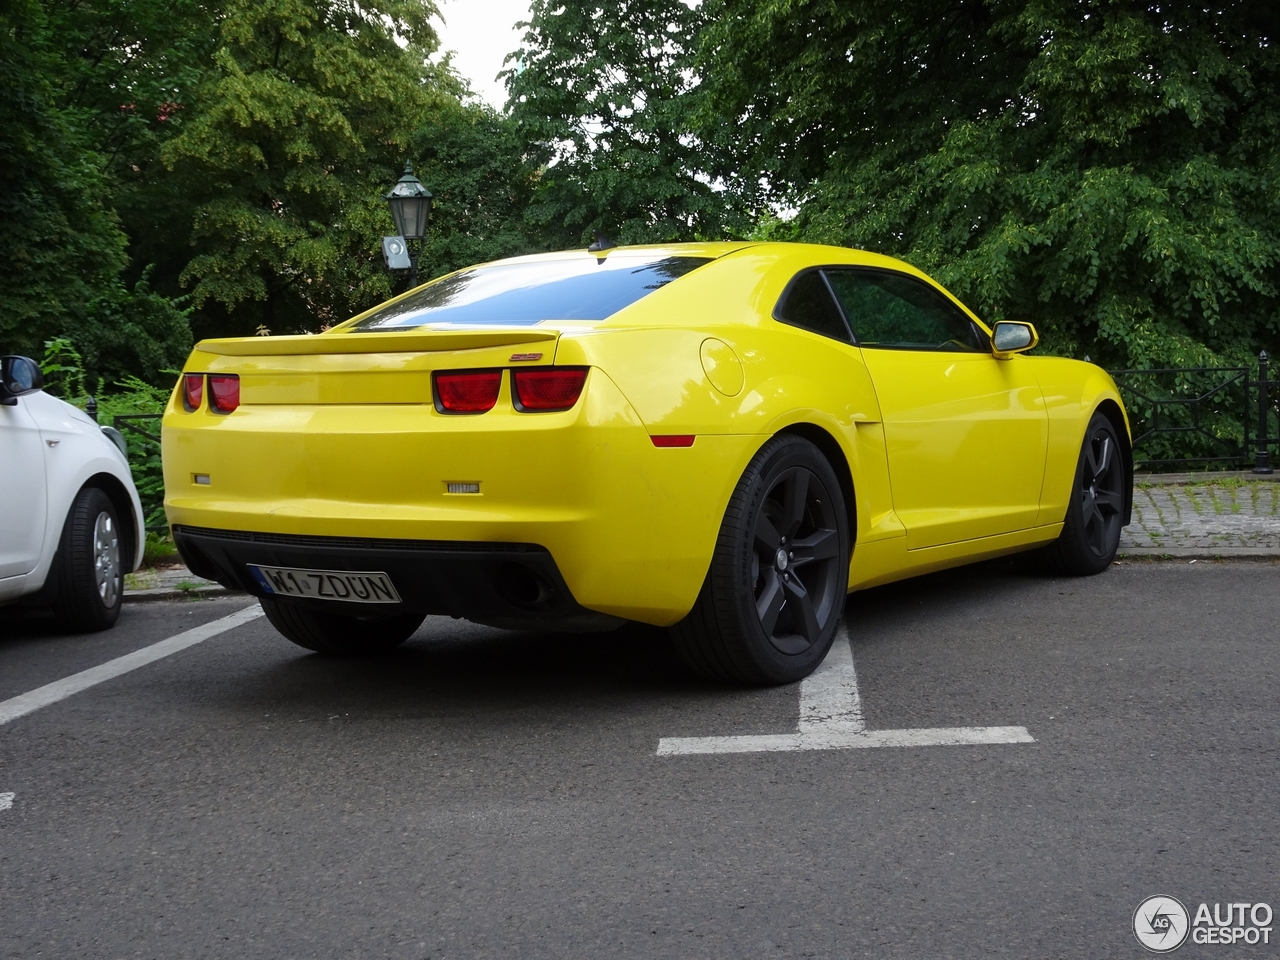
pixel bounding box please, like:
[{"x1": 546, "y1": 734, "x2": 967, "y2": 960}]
[
  {"x1": 1044, "y1": 412, "x2": 1128, "y2": 575},
  {"x1": 751, "y1": 465, "x2": 844, "y2": 655},
  {"x1": 671, "y1": 434, "x2": 850, "y2": 685}
]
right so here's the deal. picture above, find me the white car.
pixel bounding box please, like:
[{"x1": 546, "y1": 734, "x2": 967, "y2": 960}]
[{"x1": 0, "y1": 355, "x2": 145, "y2": 630}]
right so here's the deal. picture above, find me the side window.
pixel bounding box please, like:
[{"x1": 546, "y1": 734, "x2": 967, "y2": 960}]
[
  {"x1": 774, "y1": 270, "x2": 852, "y2": 343},
  {"x1": 824, "y1": 269, "x2": 987, "y2": 352}
]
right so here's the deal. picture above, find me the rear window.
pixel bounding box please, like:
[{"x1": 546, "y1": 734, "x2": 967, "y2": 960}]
[{"x1": 348, "y1": 254, "x2": 714, "y2": 330}]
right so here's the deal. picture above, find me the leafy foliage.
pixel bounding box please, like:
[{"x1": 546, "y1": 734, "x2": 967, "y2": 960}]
[
  {"x1": 0, "y1": 0, "x2": 198, "y2": 385},
  {"x1": 700, "y1": 0, "x2": 1280, "y2": 369},
  {"x1": 409, "y1": 99, "x2": 545, "y2": 280},
  {"x1": 37, "y1": 338, "x2": 174, "y2": 527},
  {"x1": 159, "y1": 0, "x2": 453, "y2": 337},
  {"x1": 506, "y1": 0, "x2": 749, "y2": 247}
]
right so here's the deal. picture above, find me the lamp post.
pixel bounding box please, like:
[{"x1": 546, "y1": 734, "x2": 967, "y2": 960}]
[{"x1": 383, "y1": 162, "x2": 432, "y2": 289}]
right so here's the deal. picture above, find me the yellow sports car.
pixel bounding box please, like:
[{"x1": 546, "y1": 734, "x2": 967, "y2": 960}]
[{"x1": 162, "y1": 242, "x2": 1131, "y2": 684}]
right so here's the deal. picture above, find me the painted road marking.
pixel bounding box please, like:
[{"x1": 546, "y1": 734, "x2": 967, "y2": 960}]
[
  {"x1": 657, "y1": 626, "x2": 1034, "y2": 756},
  {"x1": 0, "y1": 605, "x2": 263, "y2": 728},
  {"x1": 798, "y1": 632, "x2": 864, "y2": 733},
  {"x1": 0, "y1": 792, "x2": 13, "y2": 811}
]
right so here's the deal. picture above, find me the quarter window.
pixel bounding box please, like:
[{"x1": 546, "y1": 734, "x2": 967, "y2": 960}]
[
  {"x1": 824, "y1": 269, "x2": 987, "y2": 352},
  {"x1": 774, "y1": 270, "x2": 852, "y2": 343}
]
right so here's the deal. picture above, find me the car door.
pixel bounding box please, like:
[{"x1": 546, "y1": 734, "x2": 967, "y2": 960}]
[
  {"x1": 824, "y1": 268, "x2": 1047, "y2": 549},
  {"x1": 0, "y1": 398, "x2": 48, "y2": 578}
]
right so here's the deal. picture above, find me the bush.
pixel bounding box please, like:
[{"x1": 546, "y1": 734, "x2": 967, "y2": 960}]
[{"x1": 41, "y1": 337, "x2": 175, "y2": 532}]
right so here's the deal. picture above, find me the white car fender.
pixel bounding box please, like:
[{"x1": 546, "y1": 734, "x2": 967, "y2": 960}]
[{"x1": 20, "y1": 392, "x2": 146, "y2": 592}]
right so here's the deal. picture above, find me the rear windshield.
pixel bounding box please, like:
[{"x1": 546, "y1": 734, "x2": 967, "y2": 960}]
[{"x1": 348, "y1": 254, "x2": 714, "y2": 330}]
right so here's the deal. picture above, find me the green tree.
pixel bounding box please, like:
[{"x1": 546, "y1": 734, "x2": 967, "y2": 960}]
[
  {"x1": 701, "y1": 0, "x2": 1280, "y2": 368},
  {"x1": 0, "y1": 0, "x2": 194, "y2": 388},
  {"x1": 407, "y1": 99, "x2": 544, "y2": 280},
  {"x1": 506, "y1": 0, "x2": 748, "y2": 247},
  {"x1": 160, "y1": 0, "x2": 450, "y2": 338}
]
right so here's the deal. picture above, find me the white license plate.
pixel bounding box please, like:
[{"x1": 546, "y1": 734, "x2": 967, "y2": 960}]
[{"x1": 248, "y1": 564, "x2": 401, "y2": 604}]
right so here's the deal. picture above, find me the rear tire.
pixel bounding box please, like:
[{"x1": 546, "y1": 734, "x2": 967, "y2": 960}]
[
  {"x1": 52, "y1": 487, "x2": 124, "y2": 633},
  {"x1": 671, "y1": 434, "x2": 850, "y2": 685},
  {"x1": 260, "y1": 597, "x2": 425, "y2": 655},
  {"x1": 1043, "y1": 412, "x2": 1128, "y2": 575}
]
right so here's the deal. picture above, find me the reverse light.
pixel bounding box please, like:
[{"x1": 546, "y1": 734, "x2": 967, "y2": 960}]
[
  {"x1": 512, "y1": 367, "x2": 588, "y2": 412},
  {"x1": 182, "y1": 373, "x2": 204, "y2": 411},
  {"x1": 435, "y1": 369, "x2": 502, "y2": 413},
  {"x1": 651, "y1": 435, "x2": 696, "y2": 447},
  {"x1": 208, "y1": 374, "x2": 240, "y2": 413}
]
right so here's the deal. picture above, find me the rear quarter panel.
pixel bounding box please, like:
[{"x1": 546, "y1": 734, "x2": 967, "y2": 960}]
[{"x1": 556, "y1": 245, "x2": 901, "y2": 564}]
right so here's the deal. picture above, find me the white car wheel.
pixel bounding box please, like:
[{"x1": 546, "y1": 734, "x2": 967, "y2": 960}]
[{"x1": 53, "y1": 487, "x2": 125, "y2": 632}]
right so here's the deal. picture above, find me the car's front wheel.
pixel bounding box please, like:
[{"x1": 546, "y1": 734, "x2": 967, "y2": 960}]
[
  {"x1": 259, "y1": 596, "x2": 425, "y2": 655},
  {"x1": 1044, "y1": 411, "x2": 1127, "y2": 575},
  {"x1": 52, "y1": 486, "x2": 124, "y2": 632},
  {"x1": 671, "y1": 434, "x2": 850, "y2": 685}
]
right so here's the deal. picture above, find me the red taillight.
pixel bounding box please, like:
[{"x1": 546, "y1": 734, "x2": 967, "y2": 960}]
[
  {"x1": 208, "y1": 374, "x2": 240, "y2": 413},
  {"x1": 512, "y1": 367, "x2": 588, "y2": 412},
  {"x1": 435, "y1": 369, "x2": 502, "y2": 413},
  {"x1": 651, "y1": 435, "x2": 695, "y2": 447},
  {"x1": 182, "y1": 374, "x2": 203, "y2": 411}
]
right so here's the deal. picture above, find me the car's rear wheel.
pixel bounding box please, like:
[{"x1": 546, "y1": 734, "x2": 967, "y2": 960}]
[
  {"x1": 671, "y1": 434, "x2": 850, "y2": 685},
  {"x1": 52, "y1": 487, "x2": 124, "y2": 633},
  {"x1": 1044, "y1": 412, "x2": 1127, "y2": 575},
  {"x1": 259, "y1": 597, "x2": 425, "y2": 655}
]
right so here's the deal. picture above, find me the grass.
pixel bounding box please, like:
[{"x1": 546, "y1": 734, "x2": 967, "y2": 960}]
[{"x1": 140, "y1": 532, "x2": 179, "y2": 567}]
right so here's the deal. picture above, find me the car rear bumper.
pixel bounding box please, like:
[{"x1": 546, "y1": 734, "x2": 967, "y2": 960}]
[
  {"x1": 163, "y1": 368, "x2": 762, "y2": 625},
  {"x1": 172, "y1": 524, "x2": 625, "y2": 632}
]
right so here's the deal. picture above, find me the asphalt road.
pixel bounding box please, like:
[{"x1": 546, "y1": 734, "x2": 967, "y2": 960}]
[{"x1": 1, "y1": 559, "x2": 1277, "y2": 959}]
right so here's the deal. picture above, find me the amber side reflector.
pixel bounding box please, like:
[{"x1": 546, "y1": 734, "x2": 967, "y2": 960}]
[
  {"x1": 435, "y1": 369, "x2": 502, "y2": 413},
  {"x1": 182, "y1": 374, "x2": 204, "y2": 411},
  {"x1": 651, "y1": 435, "x2": 695, "y2": 447},
  {"x1": 208, "y1": 374, "x2": 240, "y2": 413},
  {"x1": 512, "y1": 366, "x2": 589, "y2": 412}
]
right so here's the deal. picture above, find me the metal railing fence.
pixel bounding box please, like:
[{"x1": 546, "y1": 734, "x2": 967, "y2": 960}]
[{"x1": 1108, "y1": 351, "x2": 1275, "y2": 474}]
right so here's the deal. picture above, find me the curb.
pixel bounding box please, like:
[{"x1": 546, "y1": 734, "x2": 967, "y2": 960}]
[
  {"x1": 124, "y1": 585, "x2": 242, "y2": 602},
  {"x1": 1135, "y1": 470, "x2": 1280, "y2": 485},
  {"x1": 1117, "y1": 547, "x2": 1280, "y2": 559}
]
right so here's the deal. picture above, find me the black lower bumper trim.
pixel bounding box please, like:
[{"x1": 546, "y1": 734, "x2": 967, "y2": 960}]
[{"x1": 172, "y1": 525, "x2": 623, "y2": 631}]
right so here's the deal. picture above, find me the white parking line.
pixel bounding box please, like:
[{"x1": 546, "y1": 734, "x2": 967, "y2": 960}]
[
  {"x1": 798, "y1": 633, "x2": 864, "y2": 733},
  {"x1": 0, "y1": 605, "x2": 263, "y2": 728},
  {"x1": 657, "y1": 627, "x2": 1035, "y2": 756},
  {"x1": 0, "y1": 791, "x2": 13, "y2": 811}
]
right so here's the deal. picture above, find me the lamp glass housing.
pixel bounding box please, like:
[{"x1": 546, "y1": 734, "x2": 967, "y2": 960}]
[{"x1": 385, "y1": 165, "x2": 433, "y2": 240}]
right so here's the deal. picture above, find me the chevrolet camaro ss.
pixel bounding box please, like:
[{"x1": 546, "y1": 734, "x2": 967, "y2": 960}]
[{"x1": 162, "y1": 242, "x2": 1132, "y2": 684}]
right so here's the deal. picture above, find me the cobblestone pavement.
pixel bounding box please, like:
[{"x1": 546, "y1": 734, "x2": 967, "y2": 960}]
[{"x1": 1121, "y1": 477, "x2": 1280, "y2": 554}]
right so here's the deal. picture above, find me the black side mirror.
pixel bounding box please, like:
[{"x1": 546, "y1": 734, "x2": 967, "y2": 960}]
[{"x1": 0, "y1": 356, "x2": 44, "y2": 405}]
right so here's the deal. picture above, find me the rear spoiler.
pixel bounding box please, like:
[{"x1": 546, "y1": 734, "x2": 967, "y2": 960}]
[{"x1": 194, "y1": 328, "x2": 560, "y2": 357}]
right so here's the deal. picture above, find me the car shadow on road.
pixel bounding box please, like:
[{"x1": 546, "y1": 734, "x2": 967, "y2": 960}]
[
  {"x1": 0, "y1": 604, "x2": 62, "y2": 640},
  {"x1": 243, "y1": 615, "x2": 710, "y2": 703},
  {"x1": 224, "y1": 611, "x2": 811, "y2": 731},
  {"x1": 220, "y1": 553, "x2": 1064, "y2": 723},
  {"x1": 843, "y1": 550, "x2": 1076, "y2": 650}
]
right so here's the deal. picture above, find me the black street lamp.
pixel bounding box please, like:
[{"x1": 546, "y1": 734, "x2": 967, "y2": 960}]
[{"x1": 383, "y1": 162, "x2": 432, "y2": 289}]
